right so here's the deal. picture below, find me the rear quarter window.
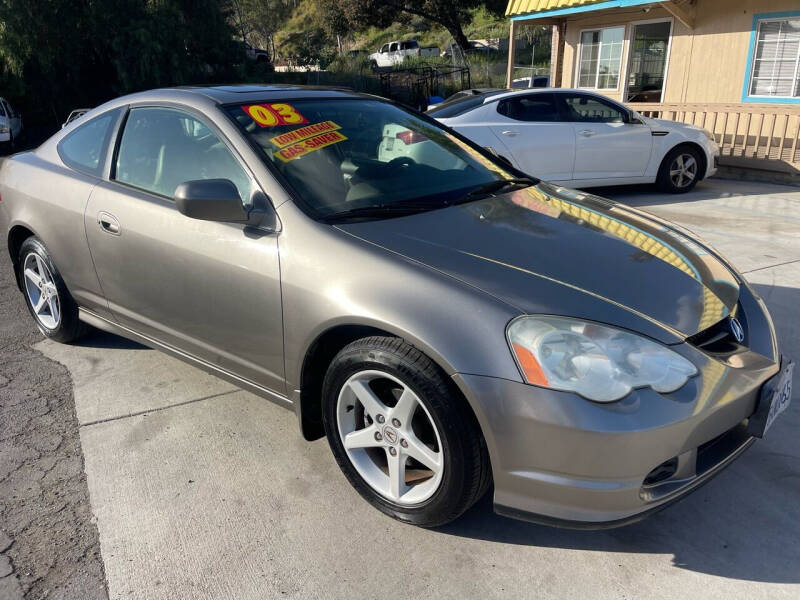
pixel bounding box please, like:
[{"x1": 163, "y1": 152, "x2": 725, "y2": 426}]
[{"x1": 57, "y1": 109, "x2": 120, "y2": 176}]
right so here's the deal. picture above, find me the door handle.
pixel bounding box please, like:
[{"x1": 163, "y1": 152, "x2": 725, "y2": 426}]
[
  {"x1": 501, "y1": 130, "x2": 520, "y2": 137},
  {"x1": 579, "y1": 129, "x2": 596, "y2": 137},
  {"x1": 98, "y1": 212, "x2": 120, "y2": 236}
]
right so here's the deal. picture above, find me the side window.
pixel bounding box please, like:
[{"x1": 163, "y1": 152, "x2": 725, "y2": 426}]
[
  {"x1": 58, "y1": 109, "x2": 119, "y2": 176},
  {"x1": 114, "y1": 107, "x2": 254, "y2": 203},
  {"x1": 497, "y1": 94, "x2": 560, "y2": 122},
  {"x1": 389, "y1": 42, "x2": 399, "y2": 52},
  {"x1": 380, "y1": 44, "x2": 389, "y2": 53},
  {"x1": 560, "y1": 94, "x2": 626, "y2": 123}
]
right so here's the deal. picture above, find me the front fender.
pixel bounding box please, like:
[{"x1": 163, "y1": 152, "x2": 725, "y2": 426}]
[{"x1": 277, "y1": 201, "x2": 524, "y2": 396}]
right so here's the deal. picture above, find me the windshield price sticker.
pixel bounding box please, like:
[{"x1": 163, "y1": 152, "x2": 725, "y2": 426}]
[
  {"x1": 243, "y1": 103, "x2": 308, "y2": 127},
  {"x1": 275, "y1": 130, "x2": 347, "y2": 162},
  {"x1": 270, "y1": 120, "x2": 341, "y2": 148}
]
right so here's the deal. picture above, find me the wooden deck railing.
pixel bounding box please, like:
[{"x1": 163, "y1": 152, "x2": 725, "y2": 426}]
[{"x1": 627, "y1": 102, "x2": 800, "y2": 174}]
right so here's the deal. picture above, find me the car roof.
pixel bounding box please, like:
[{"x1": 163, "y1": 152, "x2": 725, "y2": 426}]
[
  {"x1": 171, "y1": 84, "x2": 369, "y2": 104},
  {"x1": 85, "y1": 85, "x2": 372, "y2": 114}
]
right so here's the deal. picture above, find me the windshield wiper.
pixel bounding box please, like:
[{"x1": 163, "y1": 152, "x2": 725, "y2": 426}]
[
  {"x1": 321, "y1": 203, "x2": 437, "y2": 223},
  {"x1": 449, "y1": 177, "x2": 537, "y2": 206}
]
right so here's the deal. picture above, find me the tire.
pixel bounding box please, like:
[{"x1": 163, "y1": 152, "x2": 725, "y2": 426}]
[
  {"x1": 657, "y1": 145, "x2": 703, "y2": 194},
  {"x1": 18, "y1": 236, "x2": 86, "y2": 343},
  {"x1": 322, "y1": 336, "x2": 491, "y2": 527}
]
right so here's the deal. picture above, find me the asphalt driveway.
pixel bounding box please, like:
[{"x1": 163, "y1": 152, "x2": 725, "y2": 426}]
[{"x1": 5, "y1": 178, "x2": 800, "y2": 599}]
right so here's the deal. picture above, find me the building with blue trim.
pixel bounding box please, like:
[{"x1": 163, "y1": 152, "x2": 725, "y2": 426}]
[{"x1": 506, "y1": 1, "x2": 800, "y2": 106}]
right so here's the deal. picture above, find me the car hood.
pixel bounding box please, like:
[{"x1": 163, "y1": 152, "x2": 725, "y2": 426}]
[
  {"x1": 337, "y1": 183, "x2": 740, "y2": 342},
  {"x1": 641, "y1": 115, "x2": 704, "y2": 135}
]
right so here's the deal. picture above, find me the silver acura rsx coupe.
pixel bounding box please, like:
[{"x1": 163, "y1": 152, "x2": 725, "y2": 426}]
[{"x1": 0, "y1": 85, "x2": 792, "y2": 528}]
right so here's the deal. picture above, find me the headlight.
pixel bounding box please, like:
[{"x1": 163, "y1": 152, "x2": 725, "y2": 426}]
[
  {"x1": 0, "y1": 126, "x2": 8, "y2": 134},
  {"x1": 507, "y1": 316, "x2": 697, "y2": 402}
]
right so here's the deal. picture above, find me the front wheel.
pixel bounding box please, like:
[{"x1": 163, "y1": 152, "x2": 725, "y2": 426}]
[
  {"x1": 657, "y1": 146, "x2": 703, "y2": 193},
  {"x1": 18, "y1": 236, "x2": 85, "y2": 343},
  {"x1": 322, "y1": 336, "x2": 491, "y2": 527}
]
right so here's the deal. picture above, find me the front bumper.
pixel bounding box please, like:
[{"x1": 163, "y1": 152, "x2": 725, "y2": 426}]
[
  {"x1": 453, "y1": 311, "x2": 779, "y2": 527},
  {"x1": 705, "y1": 140, "x2": 720, "y2": 179}
]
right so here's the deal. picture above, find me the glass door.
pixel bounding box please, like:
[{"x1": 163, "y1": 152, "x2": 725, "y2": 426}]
[{"x1": 625, "y1": 21, "x2": 672, "y2": 102}]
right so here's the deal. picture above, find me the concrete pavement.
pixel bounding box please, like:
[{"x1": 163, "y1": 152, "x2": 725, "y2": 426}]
[{"x1": 36, "y1": 178, "x2": 800, "y2": 599}]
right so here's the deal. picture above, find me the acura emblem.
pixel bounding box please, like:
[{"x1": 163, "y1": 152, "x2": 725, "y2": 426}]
[
  {"x1": 730, "y1": 317, "x2": 744, "y2": 343},
  {"x1": 382, "y1": 426, "x2": 399, "y2": 445}
]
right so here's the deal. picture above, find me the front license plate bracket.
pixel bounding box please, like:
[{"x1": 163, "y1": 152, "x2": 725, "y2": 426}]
[{"x1": 747, "y1": 359, "x2": 793, "y2": 439}]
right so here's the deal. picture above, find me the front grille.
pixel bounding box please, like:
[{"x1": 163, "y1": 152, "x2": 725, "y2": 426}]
[
  {"x1": 696, "y1": 422, "x2": 751, "y2": 474},
  {"x1": 687, "y1": 308, "x2": 747, "y2": 354}
]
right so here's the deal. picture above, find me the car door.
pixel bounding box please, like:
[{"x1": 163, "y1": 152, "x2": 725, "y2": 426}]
[
  {"x1": 557, "y1": 92, "x2": 652, "y2": 180},
  {"x1": 389, "y1": 42, "x2": 401, "y2": 64},
  {"x1": 482, "y1": 93, "x2": 575, "y2": 181},
  {"x1": 85, "y1": 105, "x2": 285, "y2": 392}
]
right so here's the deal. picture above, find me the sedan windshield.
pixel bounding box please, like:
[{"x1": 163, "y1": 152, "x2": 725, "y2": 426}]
[{"x1": 225, "y1": 98, "x2": 516, "y2": 220}]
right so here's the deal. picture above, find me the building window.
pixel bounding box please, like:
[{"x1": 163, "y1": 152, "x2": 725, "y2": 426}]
[
  {"x1": 748, "y1": 17, "x2": 800, "y2": 99},
  {"x1": 577, "y1": 26, "x2": 625, "y2": 90}
]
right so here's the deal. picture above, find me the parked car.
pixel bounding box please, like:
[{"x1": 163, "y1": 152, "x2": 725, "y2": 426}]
[
  {"x1": 0, "y1": 97, "x2": 23, "y2": 151},
  {"x1": 369, "y1": 40, "x2": 439, "y2": 68},
  {"x1": 233, "y1": 40, "x2": 274, "y2": 71},
  {"x1": 0, "y1": 85, "x2": 789, "y2": 529},
  {"x1": 62, "y1": 108, "x2": 91, "y2": 129},
  {"x1": 426, "y1": 88, "x2": 501, "y2": 111},
  {"x1": 512, "y1": 75, "x2": 550, "y2": 89},
  {"x1": 427, "y1": 88, "x2": 720, "y2": 193},
  {"x1": 441, "y1": 40, "x2": 496, "y2": 60}
]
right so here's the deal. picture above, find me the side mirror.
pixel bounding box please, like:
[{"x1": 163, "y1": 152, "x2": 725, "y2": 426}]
[
  {"x1": 627, "y1": 110, "x2": 644, "y2": 125},
  {"x1": 174, "y1": 179, "x2": 250, "y2": 223}
]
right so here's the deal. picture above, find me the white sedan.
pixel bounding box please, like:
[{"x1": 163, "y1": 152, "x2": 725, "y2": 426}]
[{"x1": 425, "y1": 89, "x2": 720, "y2": 193}]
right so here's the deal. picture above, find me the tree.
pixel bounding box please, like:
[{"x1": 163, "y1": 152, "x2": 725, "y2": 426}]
[
  {"x1": 225, "y1": 0, "x2": 294, "y2": 58},
  {"x1": 0, "y1": 0, "x2": 237, "y2": 135},
  {"x1": 330, "y1": 0, "x2": 491, "y2": 51}
]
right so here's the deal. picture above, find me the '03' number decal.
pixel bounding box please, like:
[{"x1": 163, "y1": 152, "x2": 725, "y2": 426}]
[{"x1": 243, "y1": 103, "x2": 308, "y2": 127}]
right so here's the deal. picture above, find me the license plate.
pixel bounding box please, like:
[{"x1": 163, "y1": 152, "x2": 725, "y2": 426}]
[{"x1": 748, "y1": 360, "x2": 793, "y2": 438}]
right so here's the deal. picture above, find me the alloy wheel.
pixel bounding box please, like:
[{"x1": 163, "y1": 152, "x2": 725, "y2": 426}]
[
  {"x1": 669, "y1": 153, "x2": 698, "y2": 189},
  {"x1": 23, "y1": 252, "x2": 61, "y2": 329},
  {"x1": 336, "y1": 369, "x2": 444, "y2": 505}
]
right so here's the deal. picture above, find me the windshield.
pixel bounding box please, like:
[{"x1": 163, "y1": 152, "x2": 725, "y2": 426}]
[{"x1": 225, "y1": 98, "x2": 514, "y2": 219}]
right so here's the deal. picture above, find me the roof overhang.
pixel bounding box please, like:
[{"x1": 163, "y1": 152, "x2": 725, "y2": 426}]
[{"x1": 506, "y1": 0, "x2": 658, "y2": 21}]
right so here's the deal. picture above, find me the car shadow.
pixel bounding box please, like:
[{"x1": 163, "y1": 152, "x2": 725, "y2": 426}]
[
  {"x1": 438, "y1": 282, "x2": 800, "y2": 584},
  {"x1": 74, "y1": 328, "x2": 147, "y2": 350},
  {"x1": 586, "y1": 178, "x2": 796, "y2": 208}
]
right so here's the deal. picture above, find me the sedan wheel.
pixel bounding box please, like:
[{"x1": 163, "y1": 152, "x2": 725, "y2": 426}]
[
  {"x1": 323, "y1": 336, "x2": 491, "y2": 527},
  {"x1": 18, "y1": 236, "x2": 85, "y2": 343},
  {"x1": 23, "y1": 252, "x2": 61, "y2": 329},
  {"x1": 336, "y1": 369, "x2": 444, "y2": 505},
  {"x1": 669, "y1": 153, "x2": 697, "y2": 190},
  {"x1": 658, "y1": 146, "x2": 702, "y2": 194}
]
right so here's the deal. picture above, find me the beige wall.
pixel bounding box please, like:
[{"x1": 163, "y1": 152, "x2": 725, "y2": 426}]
[{"x1": 520, "y1": 0, "x2": 800, "y2": 104}]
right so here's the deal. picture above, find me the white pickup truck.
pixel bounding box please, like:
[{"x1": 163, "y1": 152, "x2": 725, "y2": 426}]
[{"x1": 369, "y1": 40, "x2": 439, "y2": 68}]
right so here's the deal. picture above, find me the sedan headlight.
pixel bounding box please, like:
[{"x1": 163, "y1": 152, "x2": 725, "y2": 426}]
[{"x1": 507, "y1": 316, "x2": 697, "y2": 402}]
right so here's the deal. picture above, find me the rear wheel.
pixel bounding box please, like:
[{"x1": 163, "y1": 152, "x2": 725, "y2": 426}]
[
  {"x1": 322, "y1": 336, "x2": 491, "y2": 527},
  {"x1": 18, "y1": 237, "x2": 85, "y2": 343},
  {"x1": 657, "y1": 146, "x2": 702, "y2": 193}
]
